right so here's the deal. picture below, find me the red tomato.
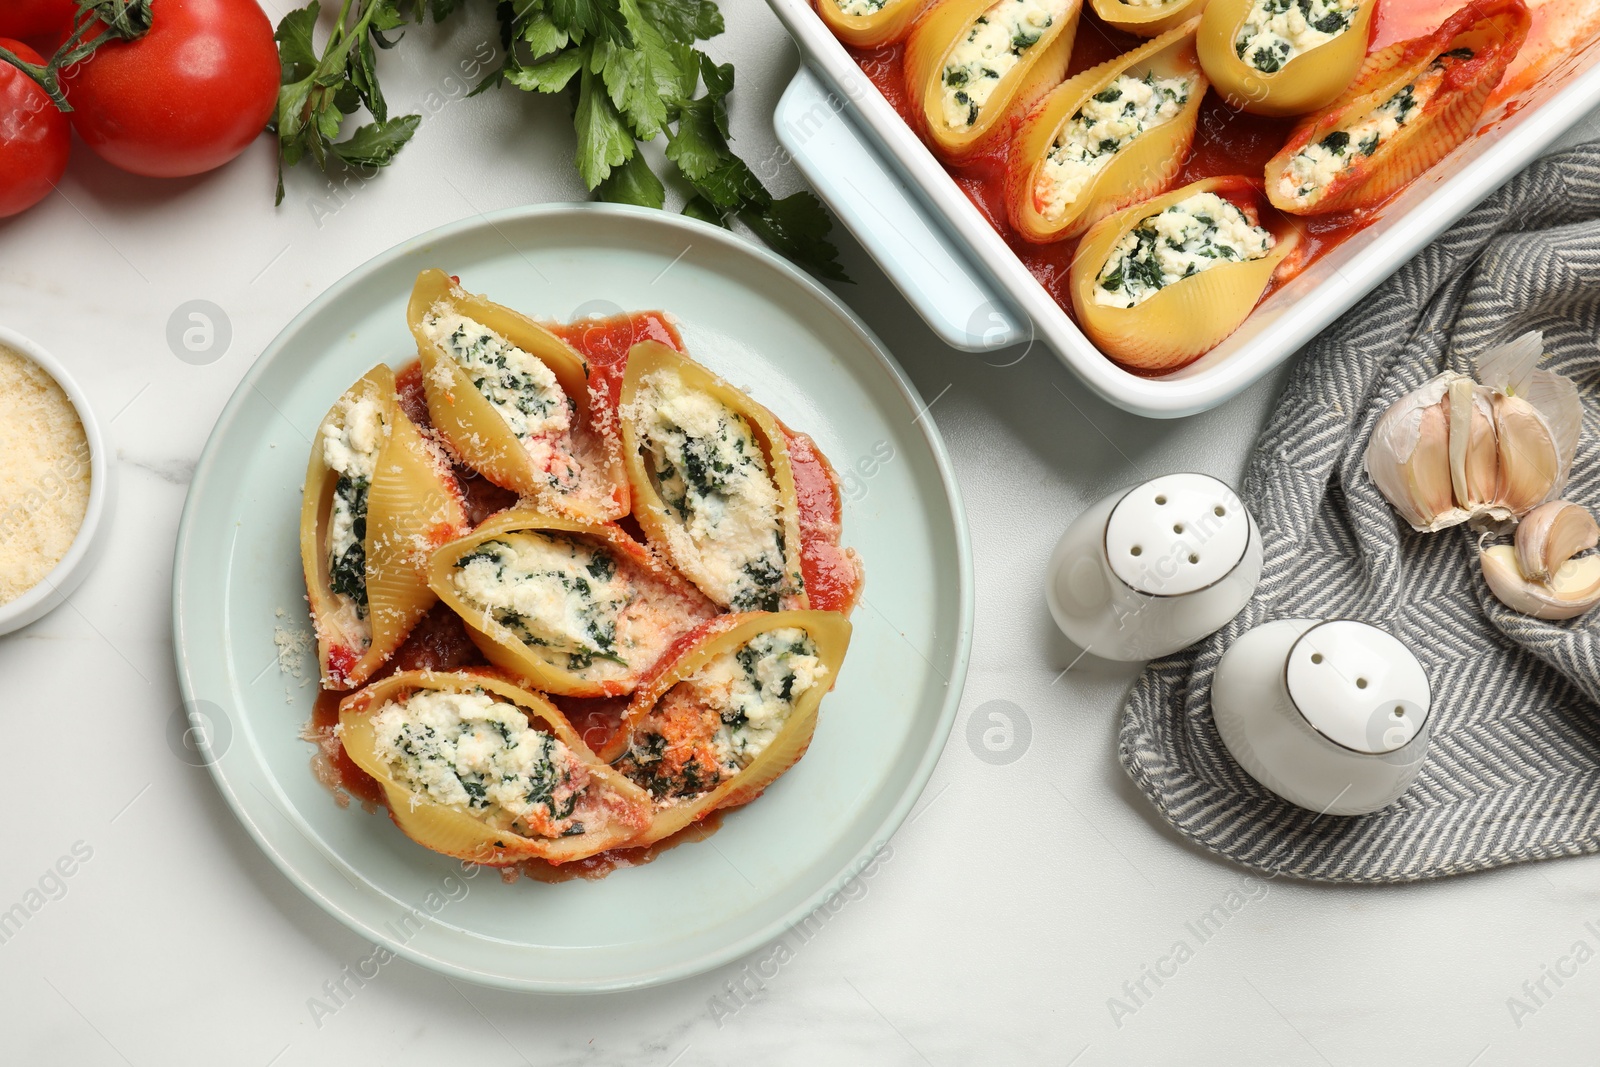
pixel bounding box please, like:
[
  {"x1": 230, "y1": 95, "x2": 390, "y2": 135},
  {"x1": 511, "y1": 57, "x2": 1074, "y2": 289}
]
[
  {"x1": 0, "y1": 38, "x2": 70, "y2": 218},
  {"x1": 0, "y1": 0, "x2": 76, "y2": 44},
  {"x1": 63, "y1": 0, "x2": 278, "y2": 178}
]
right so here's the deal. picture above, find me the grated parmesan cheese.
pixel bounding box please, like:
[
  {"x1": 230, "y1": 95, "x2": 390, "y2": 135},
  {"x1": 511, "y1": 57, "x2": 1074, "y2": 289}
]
[{"x1": 0, "y1": 344, "x2": 91, "y2": 606}]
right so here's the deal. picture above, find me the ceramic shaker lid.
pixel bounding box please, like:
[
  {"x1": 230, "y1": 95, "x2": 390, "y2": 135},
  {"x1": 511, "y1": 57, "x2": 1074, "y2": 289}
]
[
  {"x1": 1106, "y1": 473, "x2": 1251, "y2": 597},
  {"x1": 1285, "y1": 620, "x2": 1431, "y2": 754}
]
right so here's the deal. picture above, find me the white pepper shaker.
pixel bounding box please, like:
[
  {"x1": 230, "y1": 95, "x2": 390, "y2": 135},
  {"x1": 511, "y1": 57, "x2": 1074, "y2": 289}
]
[
  {"x1": 1213, "y1": 618, "x2": 1433, "y2": 816},
  {"x1": 1045, "y1": 473, "x2": 1263, "y2": 661}
]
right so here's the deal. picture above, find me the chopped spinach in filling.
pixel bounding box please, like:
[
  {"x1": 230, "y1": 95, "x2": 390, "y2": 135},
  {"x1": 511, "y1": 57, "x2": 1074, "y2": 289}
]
[
  {"x1": 834, "y1": 0, "x2": 888, "y2": 13},
  {"x1": 613, "y1": 628, "x2": 827, "y2": 803},
  {"x1": 1036, "y1": 71, "x2": 1192, "y2": 220},
  {"x1": 630, "y1": 370, "x2": 799, "y2": 611},
  {"x1": 372, "y1": 688, "x2": 591, "y2": 838},
  {"x1": 421, "y1": 307, "x2": 580, "y2": 493},
  {"x1": 320, "y1": 392, "x2": 385, "y2": 631},
  {"x1": 1234, "y1": 0, "x2": 1361, "y2": 74},
  {"x1": 1094, "y1": 191, "x2": 1274, "y2": 309},
  {"x1": 939, "y1": 0, "x2": 1067, "y2": 130},
  {"x1": 452, "y1": 533, "x2": 629, "y2": 672},
  {"x1": 1279, "y1": 48, "x2": 1473, "y2": 203}
]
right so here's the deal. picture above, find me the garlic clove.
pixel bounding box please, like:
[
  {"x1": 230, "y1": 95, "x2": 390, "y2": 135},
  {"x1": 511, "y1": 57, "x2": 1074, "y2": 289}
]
[
  {"x1": 1480, "y1": 544, "x2": 1600, "y2": 621},
  {"x1": 1515, "y1": 500, "x2": 1599, "y2": 582},
  {"x1": 1447, "y1": 379, "x2": 1499, "y2": 511},
  {"x1": 1492, "y1": 393, "x2": 1562, "y2": 516},
  {"x1": 1525, "y1": 368, "x2": 1583, "y2": 500},
  {"x1": 1366, "y1": 375, "x2": 1467, "y2": 531}
]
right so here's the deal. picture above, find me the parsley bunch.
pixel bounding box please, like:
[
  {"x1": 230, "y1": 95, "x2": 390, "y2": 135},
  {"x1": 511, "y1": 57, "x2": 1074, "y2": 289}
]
[{"x1": 270, "y1": 0, "x2": 847, "y2": 282}]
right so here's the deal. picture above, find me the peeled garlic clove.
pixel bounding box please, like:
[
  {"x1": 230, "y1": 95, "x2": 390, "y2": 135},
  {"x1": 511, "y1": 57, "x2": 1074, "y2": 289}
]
[
  {"x1": 1481, "y1": 544, "x2": 1600, "y2": 621},
  {"x1": 1447, "y1": 379, "x2": 1499, "y2": 512},
  {"x1": 1492, "y1": 393, "x2": 1562, "y2": 516},
  {"x1": 1515, "y1": 501, "x2": 1599, "y2": 583},
  {"x1": 1366, "y1": 375, "x2": 1466, "y2": 531}
]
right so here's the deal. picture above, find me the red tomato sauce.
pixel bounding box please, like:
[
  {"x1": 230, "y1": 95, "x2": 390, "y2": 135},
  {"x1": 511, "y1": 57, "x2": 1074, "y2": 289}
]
[
  {"x1": 782, "y1": 426, "x2": 863, "y2": 613},
  {"x1": 840, "y1": 0, "x2": 1556, "y2": 372}
]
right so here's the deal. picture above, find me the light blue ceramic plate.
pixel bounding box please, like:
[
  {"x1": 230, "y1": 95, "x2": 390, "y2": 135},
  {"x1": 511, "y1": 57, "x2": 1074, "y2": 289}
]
[{"x1": 171, "y1": 204, "x2": 972, "y2": 993}]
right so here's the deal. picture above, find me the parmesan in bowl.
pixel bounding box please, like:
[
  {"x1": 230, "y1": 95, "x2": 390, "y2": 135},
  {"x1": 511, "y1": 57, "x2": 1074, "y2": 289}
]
[{"x1": 0, "y1": 328, "x2": 113, "y2": 635}]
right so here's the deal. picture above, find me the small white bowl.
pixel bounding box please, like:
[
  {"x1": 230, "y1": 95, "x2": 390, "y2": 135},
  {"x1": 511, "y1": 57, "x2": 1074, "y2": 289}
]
[{"x1": 0, "y1": 326, "x2": 115, "y2": 636}]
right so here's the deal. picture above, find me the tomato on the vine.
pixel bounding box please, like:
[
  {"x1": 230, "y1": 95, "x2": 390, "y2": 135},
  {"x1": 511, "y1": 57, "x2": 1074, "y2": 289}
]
[
  {"x1": 0, "y1": 38, "x2": 69, "y2": 218},
  {"x1": 0, "y1": 0, "x2": 77, "y2": 47},
  {"x1": 63, "y1": 0, "x2": 278, "y2": 178}
]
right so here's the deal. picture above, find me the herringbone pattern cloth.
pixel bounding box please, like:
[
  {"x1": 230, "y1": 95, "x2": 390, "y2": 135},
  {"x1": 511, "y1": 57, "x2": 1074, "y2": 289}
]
[{"x1": 1120, "y1": 143, "x2": 1600, "y2": 882}]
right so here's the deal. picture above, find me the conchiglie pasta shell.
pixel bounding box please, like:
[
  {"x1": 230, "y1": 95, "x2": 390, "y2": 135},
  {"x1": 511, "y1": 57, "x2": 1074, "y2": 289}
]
[
  {"x1": 300, "y1": 364, "x2": 468, "y2": 689},
  {"x1": 613, "y1": 611, "x2": 853, "y2": 845},
  {"x1": 1197, "y1": 0, "x2": 1375, "y2": 116},
  {"x1": 339, "y1": 669, "x2": 653, "y2": 864},
  {"x1": 406, "y1": 268, "x2": 627, "y2": 522},
  {"x1": 1088, "y1": 0, "x2": 1207, "y2": 38},
  {"x1": 905, "y1": 0, "x2": 1081, "y2": 163},
  {"x1": 619, "y1": 340, "x2": 808, "y2": 612},
  {"x1": 1007, "y1": 19, "x2": 1207, "y2": 243},
  {"x1": 427, "y1": 508, "x2": 717, "y2": 698},
  {"x1": 1264, "y1": 0, "x2": 1531, "y2": 216},
  {"x1": 1069, "y1": 176, "x2": 1301, "y2": 372},
  {"x1": 819, "y1": 0, "x2": 933, "y2": 47}
]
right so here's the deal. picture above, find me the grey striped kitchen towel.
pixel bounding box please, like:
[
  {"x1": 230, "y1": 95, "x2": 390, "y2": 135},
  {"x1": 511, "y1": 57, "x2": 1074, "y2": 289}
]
[{"x1": 1119, "y1": 142, "x2": 1600, "y2": 883}]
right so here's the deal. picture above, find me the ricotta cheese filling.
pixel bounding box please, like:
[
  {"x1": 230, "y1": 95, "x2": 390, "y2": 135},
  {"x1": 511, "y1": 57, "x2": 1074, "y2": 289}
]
[
  {"x1": 1278, "y1": 49, "x2": 1472, "y2": 204},
  {"x1": 940, "y1": 0, "x2": 1068, "y2": 130},
  {"x1": 1035, "y1": 71, "x2": 1193, "y2": 219},
  {"x1": 834, "y1": 0, "x2": 888, "y2": 14},
  {"x1": 371, "y1": 688, "x2": 600, "y2": 839},
  {"x1": 614, "y1": 628, "x2": 827, "y2": 804},
  {"x1": 628, "y1": 370, "x2": 797, "y2": 611},
  {"x1": 320, "y1": 391, "x2": 386, "y2": 644},
  {"x1": 421, "y1": 307, "x2": 581, "y2": 494},
  {"x1": 1094, "y1": 191, "x2": 1274, "y2": 309},
  {"x1": 1234, "y1": 0, "x2": 1361, "y2": 73}
]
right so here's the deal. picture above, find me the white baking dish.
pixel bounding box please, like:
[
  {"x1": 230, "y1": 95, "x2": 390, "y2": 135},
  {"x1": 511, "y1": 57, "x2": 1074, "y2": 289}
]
[{"x1": 765, "y1": 0, "x2": 1600, "y2": 417}]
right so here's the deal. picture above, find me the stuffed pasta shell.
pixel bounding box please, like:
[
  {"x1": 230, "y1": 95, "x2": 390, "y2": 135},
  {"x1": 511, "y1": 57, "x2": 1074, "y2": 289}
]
[
  {"x1": 339, "y1": 670, "x2": 652, "y2": 864},
  {"x1": 1197, "y1": 0, "x2": 1376, "y2": 116},
  {"x1": 819, "y1": 0, "x2": 932, "y2": 48},
  {"x1": 1069, "y1": 176, "x2": 1301, "y2": 371},
  {"x1": 1265, "y1": 0, "x2": 1531, "y2": 216},
  {"x1": 406, "y1": 269, "x2": 627, "y2": 522},
  {"x1": 905, "y1": 0, "x2": 1082, "y2": 163},
  {"x1": 300, "y1": 364, "x2": 469, "y2": 689},
  {"x1": 619, "y1": 341, "x2": 807, "y2": 613},
  {"x1": 1088, "y1": 0, "x2": 1207, "y2": 38},
  {"x1": 610, "y1": 611, "x2": 852, "y2": 844},
  {"x1": 1007, "y1": 20, "x2": 1207, "y2": 243},
  {"x1": 428, "y1": 509, "x2": 718, "y2": 698}
]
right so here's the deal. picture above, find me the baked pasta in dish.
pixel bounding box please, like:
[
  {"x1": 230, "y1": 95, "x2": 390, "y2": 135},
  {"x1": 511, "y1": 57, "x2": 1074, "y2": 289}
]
[
  {"x1": 1070, "y1": 176, "x2": 1300, "y2": 371},
  {"x1": 300, "y1": 363, "x2": 469, "y2": 689},
  {"x1": 1007, "y1": 19, "x2": 1206, "y2": 242},
  {"x1": 818, "y1": 0, "x2": 932, "y2": 47},
  {"x1": 905, "y1": 0, "x2": 1083, "y2": 162},
  {"x1": 1087, "y1": 0, "x2": 1206, "y2": 39},
  {"x1": 1197, "y1": 0, "x2": 1377, "y2": 116},
  {"x1": 298, "y1": 272, "x2": 861, "y2": 873},
  {"x1": 1265, "y1": 0, "x2": 1532, "y2": 216}
]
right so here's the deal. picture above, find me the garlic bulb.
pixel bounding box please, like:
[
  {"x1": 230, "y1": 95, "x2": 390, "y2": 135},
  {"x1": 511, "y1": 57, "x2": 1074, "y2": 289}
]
[{"x1": 1365, "y1": 333, "x2": 1581, "y2": 532}]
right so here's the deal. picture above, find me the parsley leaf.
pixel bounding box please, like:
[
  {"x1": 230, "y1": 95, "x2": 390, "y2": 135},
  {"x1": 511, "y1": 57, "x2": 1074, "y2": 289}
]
[
  {"x1": 599, "y1": 150, "x2": 667, "y2": 209},
  {"x1": 574, "y1": 60, "x2": 636, "y2": 188}
]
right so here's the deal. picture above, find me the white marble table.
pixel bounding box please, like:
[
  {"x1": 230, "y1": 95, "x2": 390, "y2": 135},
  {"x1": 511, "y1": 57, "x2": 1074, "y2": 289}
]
[{"x1": 5, "y1": 3, "x2": 1600, "y2": 1063}]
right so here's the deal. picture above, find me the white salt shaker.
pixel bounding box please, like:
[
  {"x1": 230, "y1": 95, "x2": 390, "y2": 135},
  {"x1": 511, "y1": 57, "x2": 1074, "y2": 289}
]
[
  {"x1": 1213, "y1": 619, "x2": 1433, "y2": 816},
  {"x1": 1044, "y1": 473, "x2": 1263, "y2": 661}
]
